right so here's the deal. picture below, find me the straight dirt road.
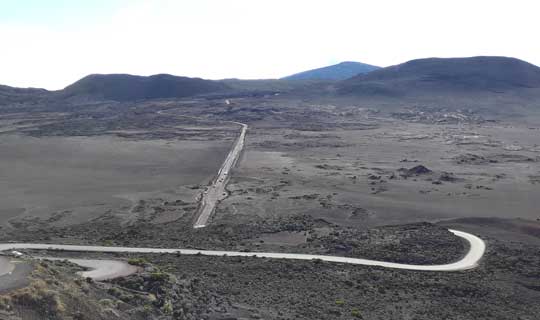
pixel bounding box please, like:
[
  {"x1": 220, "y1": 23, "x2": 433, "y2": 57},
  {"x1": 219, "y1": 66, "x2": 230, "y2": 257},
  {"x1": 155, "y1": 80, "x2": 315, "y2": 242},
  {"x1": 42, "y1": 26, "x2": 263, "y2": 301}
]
[{"x1": 194, "y1": 122, "x2": 248, "y2": 228}]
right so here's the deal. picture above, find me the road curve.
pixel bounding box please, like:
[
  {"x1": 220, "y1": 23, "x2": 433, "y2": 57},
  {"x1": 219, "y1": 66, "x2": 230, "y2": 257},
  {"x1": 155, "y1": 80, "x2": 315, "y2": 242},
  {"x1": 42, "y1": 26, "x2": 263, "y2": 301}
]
[
  {"x1": 37, "y1": 257, "x2": 139, "y2": 281},
  {"x1": 0, "y1": 229, "x2": 485, "y2": 273}
]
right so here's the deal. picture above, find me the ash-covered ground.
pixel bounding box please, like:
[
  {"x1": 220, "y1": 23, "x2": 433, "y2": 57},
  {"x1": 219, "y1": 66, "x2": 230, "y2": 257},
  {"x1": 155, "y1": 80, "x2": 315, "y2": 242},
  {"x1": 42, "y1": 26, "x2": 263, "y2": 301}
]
[{"x1": 0, "y1": 96, "x2": 539, "y2": 319}]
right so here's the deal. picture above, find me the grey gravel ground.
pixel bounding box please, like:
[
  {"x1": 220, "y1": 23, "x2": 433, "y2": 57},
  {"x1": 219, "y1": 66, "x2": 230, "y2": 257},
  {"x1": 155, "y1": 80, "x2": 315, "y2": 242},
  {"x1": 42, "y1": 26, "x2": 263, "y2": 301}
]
[{"x1": 0, "y1": 97, "x2": 539, "y2": 319}]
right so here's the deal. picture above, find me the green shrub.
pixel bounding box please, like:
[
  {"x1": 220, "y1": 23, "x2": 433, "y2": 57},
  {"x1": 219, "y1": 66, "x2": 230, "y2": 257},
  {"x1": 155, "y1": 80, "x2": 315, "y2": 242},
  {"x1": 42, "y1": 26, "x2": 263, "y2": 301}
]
[
  {"x1": 143, "y1": 303, "x2": 154, "y2": 315},
  {"x1": 12, "y1": 283, "x2": 66, "y2": 316},
  {"x1": 99, "y1": 299, "x2": 116, "y2": 308},
  {"x1": 351, "y1": 308, "x2": 363, "y2": 318},
  {"x1": 107, "y1": 287, "x2": 133, "y2": 302},
  {"x1": 147, "y1": 294, "x2": 157, "y2": 303},
  {"x1": 335, "y1": 299, "x2": 345, "y2": 306},
  {"x1": 127, "y1": 258, "x2": 148, "y2": 266},
  {"x1": 162, "y1": 300, "x2": 173, "y2": 314},
  {"x1": 149, "y1": 272, "x2": 170, "y2": 282}
]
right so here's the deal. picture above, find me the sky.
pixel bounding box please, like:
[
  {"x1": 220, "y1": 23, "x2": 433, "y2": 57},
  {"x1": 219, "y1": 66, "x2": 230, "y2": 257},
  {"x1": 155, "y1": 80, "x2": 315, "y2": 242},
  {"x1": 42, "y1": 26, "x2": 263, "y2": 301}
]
[{"x1": 0, "y1": 0, "x2": 539, "y2": 90}]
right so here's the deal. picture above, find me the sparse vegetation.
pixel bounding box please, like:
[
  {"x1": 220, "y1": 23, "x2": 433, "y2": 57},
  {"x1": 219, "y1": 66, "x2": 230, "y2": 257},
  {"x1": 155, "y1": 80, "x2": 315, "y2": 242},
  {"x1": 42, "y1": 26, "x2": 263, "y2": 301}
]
[
  {"x1": 149, "y1": 271, "x2": 170, "y2": 282},
  {"x1": 101, "y1": 239, "x2": 114, "y2": 246},
  {"x1": 351, "y1": 308, "x2": 363, "y2": 318},
  {"x1": 335, "y1": 299, "x2": 345, "y2": 306},
  {"x1": 127, "y1": 257, "x2": 149, "y2": 266}
]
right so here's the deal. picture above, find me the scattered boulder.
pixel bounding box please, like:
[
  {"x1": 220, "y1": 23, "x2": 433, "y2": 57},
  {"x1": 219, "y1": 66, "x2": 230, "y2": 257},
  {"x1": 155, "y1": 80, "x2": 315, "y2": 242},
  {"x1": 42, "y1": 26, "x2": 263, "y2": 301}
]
[
  {"x1": 398, "y1": 165, "x2": 432, "y2": 178},
  {"x1": 454, "y1": 153, "x2": 493, "y2": 165},
  {"x1": 438, "y1": 172, "x2": 460, "y2": 182},
  {"x1": 455, "y1": 153, "x2": 537, "y2": 164}
]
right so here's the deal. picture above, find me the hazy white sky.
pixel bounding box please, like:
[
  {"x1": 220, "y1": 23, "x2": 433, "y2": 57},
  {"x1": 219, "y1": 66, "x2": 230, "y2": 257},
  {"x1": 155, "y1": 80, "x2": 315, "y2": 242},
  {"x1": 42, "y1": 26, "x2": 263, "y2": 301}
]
[{"x1": 1, "y1": 0, "x2": 539, "y2": 90}]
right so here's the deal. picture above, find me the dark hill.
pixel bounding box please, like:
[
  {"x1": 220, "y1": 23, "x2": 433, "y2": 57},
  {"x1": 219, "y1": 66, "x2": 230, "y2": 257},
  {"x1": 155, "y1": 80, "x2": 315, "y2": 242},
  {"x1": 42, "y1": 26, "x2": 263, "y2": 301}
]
[
  {"x1": 0, "y1": 85, "x2": 49, "y2": 105},
  {"x1": 283, "y1": 61, "x2": 380, "y2": 81},
  {"x1": 61, "y1": 74, "x2": 230, "y2": 101},
  {"x1": 338, "y1": 56, "x2": 540, "y2": 95}
]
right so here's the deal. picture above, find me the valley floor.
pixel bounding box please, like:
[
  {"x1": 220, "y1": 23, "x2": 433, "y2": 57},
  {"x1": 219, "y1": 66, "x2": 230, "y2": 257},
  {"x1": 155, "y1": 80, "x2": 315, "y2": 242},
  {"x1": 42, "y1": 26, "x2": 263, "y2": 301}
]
[{"x1": 0, "y1": 97, "x2": 539, "y2": 319}]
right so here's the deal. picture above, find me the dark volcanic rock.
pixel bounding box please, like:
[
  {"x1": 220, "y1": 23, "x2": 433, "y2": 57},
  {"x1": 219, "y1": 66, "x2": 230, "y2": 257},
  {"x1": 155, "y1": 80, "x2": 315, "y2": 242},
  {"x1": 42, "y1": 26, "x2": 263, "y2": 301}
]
[
  {"x1": 398, "y1": 165, "x2": 432, "y2": 177},
  {"x1": 454, "y1": 153, "x2": 538, "y2": 165},
  {"x1": 454, "y1": 153, "x2": 493, "y2": 164},
  {"x1": 438, "y1": 172, "x2": 460, "y2": 182}
]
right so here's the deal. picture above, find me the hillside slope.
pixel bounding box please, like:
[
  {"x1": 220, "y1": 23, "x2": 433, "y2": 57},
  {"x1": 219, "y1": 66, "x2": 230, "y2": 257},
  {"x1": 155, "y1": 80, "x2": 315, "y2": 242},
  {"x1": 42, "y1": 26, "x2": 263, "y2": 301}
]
[
  {"x1": 61, "y1": 74, "x2": 230, "y2": 101},
  {"x1": 283, "y1": 61, "x2": 380, "y2": 81},
  {"x1": 338, "y1": 56, "x2": 540, "y2": 96},
  {"x1": 0, "y1": 85, "x2": 48, "y2": 105}
]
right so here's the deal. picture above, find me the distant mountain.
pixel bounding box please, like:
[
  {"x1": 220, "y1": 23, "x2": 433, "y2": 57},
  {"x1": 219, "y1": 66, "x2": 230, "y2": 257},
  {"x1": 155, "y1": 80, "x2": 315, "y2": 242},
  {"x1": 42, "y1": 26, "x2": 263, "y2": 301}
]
[
  {"x1": 0, "y1": 84, "x2": 48, "y2": 105},
  {"x1": 61, "y1": 74, "x2": 230, "y2": 101},
  {"x1": 338, "y1": 56, "x2": 540, "y2": 96},
  {"x1": 282, "y1": 61, "x2": 380, "y2": 81}
]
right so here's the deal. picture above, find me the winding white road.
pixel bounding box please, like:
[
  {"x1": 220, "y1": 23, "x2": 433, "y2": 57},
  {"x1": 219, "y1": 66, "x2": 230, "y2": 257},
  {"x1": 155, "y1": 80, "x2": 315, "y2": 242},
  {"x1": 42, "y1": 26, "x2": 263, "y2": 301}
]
[
  {"x1": 0, "y1": 113, "x2": 487, "y2": 282},
  {"x1": 0, "y1": 229, "x2": 485, "y2": 279}
]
